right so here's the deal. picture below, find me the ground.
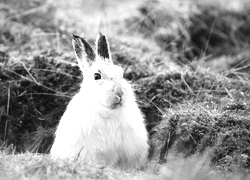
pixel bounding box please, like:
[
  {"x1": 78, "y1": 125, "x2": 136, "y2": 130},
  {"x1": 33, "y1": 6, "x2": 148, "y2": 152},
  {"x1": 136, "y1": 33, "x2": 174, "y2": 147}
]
[{"x1": 0, "y1": 0, "x2": 250, "y2": 179}]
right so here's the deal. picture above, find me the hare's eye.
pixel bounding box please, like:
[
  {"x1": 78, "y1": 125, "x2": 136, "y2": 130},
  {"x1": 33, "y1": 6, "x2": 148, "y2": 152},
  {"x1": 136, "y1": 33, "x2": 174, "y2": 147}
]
[{"x1": 94, "y1": 73, "x2": 101, "y2": 80}]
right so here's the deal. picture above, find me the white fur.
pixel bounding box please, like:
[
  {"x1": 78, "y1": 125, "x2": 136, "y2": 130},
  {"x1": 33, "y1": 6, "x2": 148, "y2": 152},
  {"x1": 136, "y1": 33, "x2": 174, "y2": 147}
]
[{"x1": 50, "y1": 34, "x2": 148, "y2": 170}]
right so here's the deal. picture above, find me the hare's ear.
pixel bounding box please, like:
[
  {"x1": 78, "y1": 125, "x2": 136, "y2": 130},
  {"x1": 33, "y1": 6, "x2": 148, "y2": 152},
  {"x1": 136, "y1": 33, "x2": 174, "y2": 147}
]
[
  {"x1": 96, "y1": 32, "x2": 113, "y2": 64},
  {"x1": 72, "y1": 34, "x2": 95, "y2": 71}
]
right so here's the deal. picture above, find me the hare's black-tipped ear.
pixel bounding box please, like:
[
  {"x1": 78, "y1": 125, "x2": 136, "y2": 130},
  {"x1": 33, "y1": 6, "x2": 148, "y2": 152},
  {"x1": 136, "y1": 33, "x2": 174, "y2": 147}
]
[
  {"x1": 96, "y1": 32, "x2": 112, "y2": 64},
  {"x1": 72, "y1": 34, "x2": 95, "y2": 71}
]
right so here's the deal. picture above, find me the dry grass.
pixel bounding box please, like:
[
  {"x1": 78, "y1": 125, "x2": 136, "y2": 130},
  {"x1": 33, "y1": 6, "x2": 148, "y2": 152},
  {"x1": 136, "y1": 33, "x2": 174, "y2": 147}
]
[
  {"x1": 0, "y1": 152, "x2": 131, "y2": 180},
  {"x1": 1, "y1": 150, "x2": 249, "y2": 180}
]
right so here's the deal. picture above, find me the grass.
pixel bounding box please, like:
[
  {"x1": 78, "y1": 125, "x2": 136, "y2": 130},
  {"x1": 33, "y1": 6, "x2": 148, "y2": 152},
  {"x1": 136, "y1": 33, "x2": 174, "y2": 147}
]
[
  {"x1": 0, "y1": 152, "x2": 131, "y2": 180},
  {"x1": 1, "y1": 151, "x2": 249, "y2": 180},
  {"x1": 1, "y1": 0, "x2": 250, "y2": 179}
]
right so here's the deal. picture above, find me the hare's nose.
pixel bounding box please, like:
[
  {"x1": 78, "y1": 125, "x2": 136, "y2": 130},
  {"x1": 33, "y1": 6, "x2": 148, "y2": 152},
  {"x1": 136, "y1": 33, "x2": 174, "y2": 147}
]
[{"x1": 113, "y1": 85, "x2": 123, "y2": 98}]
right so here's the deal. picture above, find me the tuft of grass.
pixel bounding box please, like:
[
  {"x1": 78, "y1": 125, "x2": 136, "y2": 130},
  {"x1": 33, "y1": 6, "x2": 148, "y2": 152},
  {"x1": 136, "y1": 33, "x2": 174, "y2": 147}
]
[
  {"x1": 156, "y1": 153, "x2": 250, "y2": 180},
  {"x1": 151, "y1": 91, "x2": 250, "y2": 172},
  {"x1": 0, "y1": 152, "x2": 131, "y2": 180},
  {"x1": 1, "y1": 150, "x2": 249, "y2": 180},
  {"x1": 134, "y1": 66, "x2": 250, "y2": 131}
]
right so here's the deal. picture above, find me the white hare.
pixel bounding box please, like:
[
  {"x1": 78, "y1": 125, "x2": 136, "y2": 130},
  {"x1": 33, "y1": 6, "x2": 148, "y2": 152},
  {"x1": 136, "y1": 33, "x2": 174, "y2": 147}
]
[{"x1": 50, "y1": 33, "x2": 149, "y2": 170}]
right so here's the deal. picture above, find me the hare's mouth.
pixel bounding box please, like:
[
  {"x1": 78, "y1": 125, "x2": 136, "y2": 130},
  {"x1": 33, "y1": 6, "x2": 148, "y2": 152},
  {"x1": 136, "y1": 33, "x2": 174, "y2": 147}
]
[
  {"x1": 110, "y1": 95, "x2": 123, "y2": 109},
  {"x1": 101, "y1": 93, "x2": 125, "y2": 109}
]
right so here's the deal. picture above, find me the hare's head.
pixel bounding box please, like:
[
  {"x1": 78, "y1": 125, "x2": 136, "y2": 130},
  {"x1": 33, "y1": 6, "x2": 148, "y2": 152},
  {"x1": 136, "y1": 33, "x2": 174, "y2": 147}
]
[{"x1": 72, "y1": 33, "x2": 129, "y2": 110}]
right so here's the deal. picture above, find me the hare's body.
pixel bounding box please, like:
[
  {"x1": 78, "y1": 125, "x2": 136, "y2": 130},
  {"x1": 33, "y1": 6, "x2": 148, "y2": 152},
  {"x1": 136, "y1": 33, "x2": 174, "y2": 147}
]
[
  {"x1": 51, "y1": 80, "x2": 148, "y2": 168},
  {"x1": 50, "y1": 33, "x2": 148, "y2": 169}
]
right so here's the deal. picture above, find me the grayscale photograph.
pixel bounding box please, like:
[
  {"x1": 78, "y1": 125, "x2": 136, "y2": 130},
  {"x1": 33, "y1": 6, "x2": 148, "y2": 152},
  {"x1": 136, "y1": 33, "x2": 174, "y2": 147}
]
[{"x1": 0, "y1": 0, "x2": 250, "y2": 179}]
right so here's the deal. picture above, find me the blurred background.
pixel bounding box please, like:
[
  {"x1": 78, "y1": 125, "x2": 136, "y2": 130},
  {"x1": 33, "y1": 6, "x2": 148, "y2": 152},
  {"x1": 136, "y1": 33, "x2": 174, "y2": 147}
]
[
  {"x1": 0, "y1": 0, "x2": 250, "y2": 172},
  {"x1": 1, "y1": 0, "x2": 250, "y2": 69}
]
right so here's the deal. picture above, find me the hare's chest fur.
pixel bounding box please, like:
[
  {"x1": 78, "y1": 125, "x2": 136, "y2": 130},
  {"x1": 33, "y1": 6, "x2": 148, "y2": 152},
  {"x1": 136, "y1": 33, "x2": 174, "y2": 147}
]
[
  {"x1": 50, "y1": 93, "x2": 148, "y2": 169},
  {"x1": 78, "y1": 105, "x2": 148, "y2": 169}
]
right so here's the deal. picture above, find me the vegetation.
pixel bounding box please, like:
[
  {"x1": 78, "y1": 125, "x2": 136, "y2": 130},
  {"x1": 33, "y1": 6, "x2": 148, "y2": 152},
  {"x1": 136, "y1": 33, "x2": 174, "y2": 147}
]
[{"x1": 0, "y1": 0, "x2": 250, "y2": 179}]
